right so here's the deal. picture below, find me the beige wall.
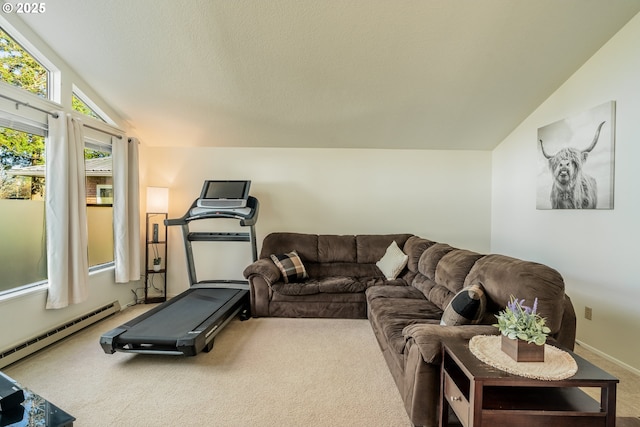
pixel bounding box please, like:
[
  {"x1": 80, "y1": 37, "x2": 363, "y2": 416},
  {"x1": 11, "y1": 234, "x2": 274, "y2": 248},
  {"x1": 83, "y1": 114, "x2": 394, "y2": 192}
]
[
  {"x1": 491, "y1": 13, "x2": 640, "y2": 372},
  {"x1": 142, "y1": 146, "x2": 492, "y2": 296}
]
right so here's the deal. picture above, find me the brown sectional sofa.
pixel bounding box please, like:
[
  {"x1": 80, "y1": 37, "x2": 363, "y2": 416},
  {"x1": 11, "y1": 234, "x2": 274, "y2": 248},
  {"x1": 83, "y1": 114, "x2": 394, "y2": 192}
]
[{"x1": 243, "y1": 232, "x2": 577, "y2": 427}]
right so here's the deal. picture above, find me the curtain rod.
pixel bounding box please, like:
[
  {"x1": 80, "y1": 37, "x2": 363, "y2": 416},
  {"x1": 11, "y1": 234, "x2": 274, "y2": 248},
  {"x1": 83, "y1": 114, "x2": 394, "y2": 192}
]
[
  {"x1": 0, "y1": 92, "x2": 60, "y2": 118},
  {"x1": 1, "y1": 93, "x2": 124, "y2": 140},
  {"x1": 84, "y1": 123, "x2": 123, "y2": 140}
]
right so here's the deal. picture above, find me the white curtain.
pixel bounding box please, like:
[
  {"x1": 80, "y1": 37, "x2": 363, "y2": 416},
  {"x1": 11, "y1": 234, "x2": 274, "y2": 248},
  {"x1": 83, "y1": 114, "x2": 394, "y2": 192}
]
[
  {"x1": 45, "y1": 113, "x2": 89, "y2": 309},
  {"x1": 113, "y1": 136, "x2": 141, "y2": 283}
]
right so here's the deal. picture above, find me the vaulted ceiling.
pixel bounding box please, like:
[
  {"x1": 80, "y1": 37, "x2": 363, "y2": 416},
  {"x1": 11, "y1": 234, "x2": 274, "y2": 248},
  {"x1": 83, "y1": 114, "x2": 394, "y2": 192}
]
[{"x1": 16, "y1": 1, "x2": 640, "y2": 150}]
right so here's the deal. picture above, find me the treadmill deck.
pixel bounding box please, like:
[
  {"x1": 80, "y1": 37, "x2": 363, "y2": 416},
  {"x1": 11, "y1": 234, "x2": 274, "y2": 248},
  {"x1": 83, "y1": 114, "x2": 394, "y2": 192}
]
[{"x1": 100, "y1": 287, "x2": 248, "y2": 356}]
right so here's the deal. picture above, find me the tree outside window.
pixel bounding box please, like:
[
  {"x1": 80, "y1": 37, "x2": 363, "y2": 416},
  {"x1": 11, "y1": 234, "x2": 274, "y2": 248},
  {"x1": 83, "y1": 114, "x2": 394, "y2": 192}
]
[{"x1": 0, "y1": 27, "x2": 48, "y2": 97}]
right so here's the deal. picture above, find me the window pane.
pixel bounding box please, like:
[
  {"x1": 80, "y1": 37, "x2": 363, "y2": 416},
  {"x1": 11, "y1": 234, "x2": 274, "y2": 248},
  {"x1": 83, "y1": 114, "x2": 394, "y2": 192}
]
[
  {"x1": 72, "y1": 93, "x2": 106, "y2": 122},
  {"x1": 0, "y1": 127, "x2": 46, "y2": 293},
  {"x1": 85, "y1": 149, "x2": 114, "y2": 267},
  {"x1": 0, "y1": 27, "x2": 48, "y2": 98}
]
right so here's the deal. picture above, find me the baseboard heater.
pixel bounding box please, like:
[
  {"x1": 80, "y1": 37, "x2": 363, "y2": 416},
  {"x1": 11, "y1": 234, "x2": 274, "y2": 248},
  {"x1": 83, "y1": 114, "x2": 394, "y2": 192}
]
[{"x1": 0, "y1": 300, "x2": 121, "y2": 369}]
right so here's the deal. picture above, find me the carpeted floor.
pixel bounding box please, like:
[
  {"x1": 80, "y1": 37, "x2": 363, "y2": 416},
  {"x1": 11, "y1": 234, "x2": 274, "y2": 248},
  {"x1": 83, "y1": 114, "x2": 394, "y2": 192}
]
[
  {"x1": 4, "y1": 305, "x2": 412, "y2": 426},
  {"x1": 4, "y1": 304, "x2": 640, "y2": 426}
]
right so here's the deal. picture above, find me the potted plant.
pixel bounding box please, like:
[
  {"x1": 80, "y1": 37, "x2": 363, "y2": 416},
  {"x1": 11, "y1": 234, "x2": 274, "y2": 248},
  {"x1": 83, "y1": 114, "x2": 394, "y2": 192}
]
[
  {"x1": 152, "y1": 257, "x2": 162, "y2": 272},
  {"x1": 494, "y1": 296, "x2": 551, "y2": 362}
]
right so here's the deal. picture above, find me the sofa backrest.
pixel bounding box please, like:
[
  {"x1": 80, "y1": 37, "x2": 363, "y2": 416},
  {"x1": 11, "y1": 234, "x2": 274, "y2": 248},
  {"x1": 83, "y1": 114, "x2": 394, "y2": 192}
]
[
  {"x1": 401, "y1": 237, "x2": 567, "y2": 335},
  {"x1": 260, "y1": 232, "x2": 567, "y2": 335},
  {"x1": 463, "y1": 254, "x2": 566, "y2": 334},
  {"x1": 260, "y1": 232, "x2": 320, "y2": 262},
  {"x1": 408, "y1": 243, "x2": 485, "y2": 311},
  {"x1": 259, "y1": 232, "x2": 413, "y2": 276}
]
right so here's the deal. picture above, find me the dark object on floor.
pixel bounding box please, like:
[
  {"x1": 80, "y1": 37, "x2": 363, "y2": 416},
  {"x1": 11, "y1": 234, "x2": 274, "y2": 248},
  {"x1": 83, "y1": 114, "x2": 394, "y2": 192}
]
[
  {"x1": 0, "y1": 372, "x2": 75, "y2": 426},
  {"x1": 0, "y1": 373, "x2": 24, "y2": 412}
]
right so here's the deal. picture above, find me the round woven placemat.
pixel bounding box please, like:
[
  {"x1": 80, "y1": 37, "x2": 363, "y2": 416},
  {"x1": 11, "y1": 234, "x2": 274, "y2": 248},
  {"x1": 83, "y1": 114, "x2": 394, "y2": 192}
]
[{"x1": 469, "y1": 335, "x2": 578, "y2": 381}]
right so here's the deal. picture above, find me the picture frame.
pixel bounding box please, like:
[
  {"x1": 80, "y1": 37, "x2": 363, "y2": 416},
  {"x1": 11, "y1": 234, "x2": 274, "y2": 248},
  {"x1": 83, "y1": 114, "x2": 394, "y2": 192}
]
[{"x1": 536, "y1": 101, "x2": 615, "y2": 210}]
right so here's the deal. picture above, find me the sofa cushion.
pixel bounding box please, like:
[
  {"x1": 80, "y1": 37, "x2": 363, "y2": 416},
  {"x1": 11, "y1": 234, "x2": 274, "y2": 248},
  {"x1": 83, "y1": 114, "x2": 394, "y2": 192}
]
[
  {"x1": 356, "y1": 234, "x2": 412, "y2": 264},
  {"x1": 305, "y1": 262, "x2": 381, "y2": 278},
  {"x1": 368, "y1": 297, "x2": 442, "y2": 354},
  {"x1": 270, "y1": 281, "x2": 319, "y2": 295},
  {"x1": 411, "y1": 274, "x2": 438, "y2": 299},
  {"x1": 376, "y1": 241, "x2": 409, "y2": 280},
  {"x1": 271, "y1": 277, "x2": 368, "y2": 295},
  {"x1": 417, "y1": 243, "x2": 455, "y2": 279},
  {"x1": 270, "y1": 251, "x2": 308, "y2": 283},
  {"x1": 318, "y1": 235, "x2": 357, "y2": 263},
  {"x1": 403, "y1": 236, "x2": 437, "y2": 273},
  {"x1": 440, "y1": 284, "x2": 487, "y2": 326},
  {"x1": 365, "y1": 284, "x2": 425, "y2": 302},
  {"x1": 271, "y1": 276, "x2": 408, "y2": 296},
  {"x1": 434, "y1": 249, "x2": 485, "y2": 292},
  {"x1": 428, "y1": 249, "x2": 485, "y2": 310},
  {"x1": 261, "y1": 233, "x2": 319, "y2": 262}
]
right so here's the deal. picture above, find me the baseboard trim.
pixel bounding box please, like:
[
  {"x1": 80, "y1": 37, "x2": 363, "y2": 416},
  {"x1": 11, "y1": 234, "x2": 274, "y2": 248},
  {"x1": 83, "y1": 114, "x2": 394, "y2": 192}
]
[{"x1": 575, "y1": 340, "x2": 640, "y2": 377}]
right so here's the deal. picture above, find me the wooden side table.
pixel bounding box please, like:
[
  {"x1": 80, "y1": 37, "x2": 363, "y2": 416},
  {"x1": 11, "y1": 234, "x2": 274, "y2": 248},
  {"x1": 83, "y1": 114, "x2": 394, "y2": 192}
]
[{"x1": 439, "y1": 339, "x2": 618, "y2": 427}]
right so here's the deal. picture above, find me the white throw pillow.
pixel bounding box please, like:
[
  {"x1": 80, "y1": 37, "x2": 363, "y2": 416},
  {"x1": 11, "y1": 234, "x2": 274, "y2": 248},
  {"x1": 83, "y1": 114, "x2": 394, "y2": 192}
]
[{"x1": 376, "y1": 241, "x2": 409, "y2": 280}]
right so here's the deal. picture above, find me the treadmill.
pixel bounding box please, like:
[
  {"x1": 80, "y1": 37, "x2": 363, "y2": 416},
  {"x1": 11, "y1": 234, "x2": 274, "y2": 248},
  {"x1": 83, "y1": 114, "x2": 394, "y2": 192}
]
[{"x1": 100, "y1": 181, "x2": 258, "y2": 356}]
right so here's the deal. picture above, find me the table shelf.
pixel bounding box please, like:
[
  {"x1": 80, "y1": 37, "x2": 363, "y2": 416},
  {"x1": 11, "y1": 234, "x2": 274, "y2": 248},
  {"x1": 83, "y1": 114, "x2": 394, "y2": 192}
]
[{"x1": 439, "y1": 339, "x2": 618, "y2": 427}]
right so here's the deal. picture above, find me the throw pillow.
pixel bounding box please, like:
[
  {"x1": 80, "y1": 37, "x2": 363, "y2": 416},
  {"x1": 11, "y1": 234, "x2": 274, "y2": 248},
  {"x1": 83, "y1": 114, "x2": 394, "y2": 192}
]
[
  {"x1": 376, "y1": 241, "x2": 409, "y2": 280},
  {"x1": 270, "y1": 251, "x2": 308, "y2": 284},
  {"x1": 440, "y1": 283, "x2": 487, "y2": 326}
]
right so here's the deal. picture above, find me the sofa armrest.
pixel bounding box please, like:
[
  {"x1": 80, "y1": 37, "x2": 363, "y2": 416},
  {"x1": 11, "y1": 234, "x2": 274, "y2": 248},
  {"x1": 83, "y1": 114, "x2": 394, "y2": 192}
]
[
  {"x1": 243, "y1": 258, "x2": 281, "y2": 283},
  {"x1": 243, "y1": 259, "x2": 280, "y2": 317},
  {"x1": 554, "y1": 295, "x2": 577, "y2": 351},
  {"x1": 403, "y1": 324, "x2": 499, "y2": 364}
]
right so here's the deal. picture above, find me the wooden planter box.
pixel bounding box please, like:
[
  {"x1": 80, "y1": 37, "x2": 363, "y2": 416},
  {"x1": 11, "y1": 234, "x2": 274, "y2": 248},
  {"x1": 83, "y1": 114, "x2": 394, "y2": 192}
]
[{"x1": 501, "y1": 335, "x2": 545, "y2": 362}]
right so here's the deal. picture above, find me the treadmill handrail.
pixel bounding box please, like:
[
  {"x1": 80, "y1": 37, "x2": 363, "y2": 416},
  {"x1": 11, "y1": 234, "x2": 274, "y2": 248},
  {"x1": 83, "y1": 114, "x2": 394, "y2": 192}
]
[{"x1": 165, "y1": 196, "x2": 259, "y2": 227}]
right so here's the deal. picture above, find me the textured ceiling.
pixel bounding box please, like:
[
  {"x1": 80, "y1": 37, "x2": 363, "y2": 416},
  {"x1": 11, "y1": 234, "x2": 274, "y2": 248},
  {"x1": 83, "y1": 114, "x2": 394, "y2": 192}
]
[{"x1": 15, "y1": 0, "x2": 640, "y2": 150}]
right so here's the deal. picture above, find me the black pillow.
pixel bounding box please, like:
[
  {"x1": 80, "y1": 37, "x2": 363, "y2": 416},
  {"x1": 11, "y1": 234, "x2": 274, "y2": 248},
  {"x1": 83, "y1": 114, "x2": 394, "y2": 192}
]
[{"x1": 440, "y1": 284, "x2": 486, "y2": 326}]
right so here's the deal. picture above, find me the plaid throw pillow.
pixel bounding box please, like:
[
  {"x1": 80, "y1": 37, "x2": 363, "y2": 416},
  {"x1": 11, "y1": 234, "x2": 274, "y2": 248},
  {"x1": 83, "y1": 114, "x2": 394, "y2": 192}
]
[{"x1": 270, "y1": 251, "x2": 308, "y2": 283}]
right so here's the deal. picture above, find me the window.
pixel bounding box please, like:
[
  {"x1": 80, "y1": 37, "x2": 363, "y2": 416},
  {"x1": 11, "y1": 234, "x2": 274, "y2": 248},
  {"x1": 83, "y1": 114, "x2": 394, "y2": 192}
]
[
  {"x1": 0, "y1": 24, "x2": 119, "y2": 295},
  {"x1": 73, "y1": 92, "x2": 106, "y2": 122},
  {"x1": 85, "y1": 145, "x2": 114, "y2": 268},
  {"x1": 0, "y1": 25, "x2": 51, "y2": 294},
  {"x1": 0, "y1": 126, "x2": 47, "y2": 293},
  {"x1": 0, "y1": 26, "x2": 48, "y2": 98}
]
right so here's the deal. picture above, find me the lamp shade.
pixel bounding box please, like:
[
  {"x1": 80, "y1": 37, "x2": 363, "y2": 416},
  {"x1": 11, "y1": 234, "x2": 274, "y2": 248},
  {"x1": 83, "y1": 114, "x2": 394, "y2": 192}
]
[{"x1": 146, "y1": 187, "x2": 169, "y2": 213}]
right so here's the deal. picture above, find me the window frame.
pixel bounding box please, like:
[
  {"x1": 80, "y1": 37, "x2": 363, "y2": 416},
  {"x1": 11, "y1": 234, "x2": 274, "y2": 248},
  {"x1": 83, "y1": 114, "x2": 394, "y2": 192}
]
[
  {"x1": 0, "y1": 17, "x2": 60, "y2": 103},
  {"x1": 72, "y1": 85, "x2": 115, "y2": 125}
]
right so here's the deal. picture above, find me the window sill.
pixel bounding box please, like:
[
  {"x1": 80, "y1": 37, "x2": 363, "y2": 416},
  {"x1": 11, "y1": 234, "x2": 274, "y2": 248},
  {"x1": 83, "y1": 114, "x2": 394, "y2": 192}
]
[
  {"x1": 0, "y1": 263, "x2": 115, "y2": 304},
  {"x1": 0, "y1": 282, "x2": 48, "y2": 304},
  {"x1": 89, "y1": 262, "x2": 115, "y2": 275}
]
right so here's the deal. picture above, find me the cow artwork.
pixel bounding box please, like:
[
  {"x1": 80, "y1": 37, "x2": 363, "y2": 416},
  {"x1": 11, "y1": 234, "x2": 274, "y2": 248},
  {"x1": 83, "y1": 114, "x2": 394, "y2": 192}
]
[{"x1": 539, "y1": 121, "x2": 605, "y2": 209}]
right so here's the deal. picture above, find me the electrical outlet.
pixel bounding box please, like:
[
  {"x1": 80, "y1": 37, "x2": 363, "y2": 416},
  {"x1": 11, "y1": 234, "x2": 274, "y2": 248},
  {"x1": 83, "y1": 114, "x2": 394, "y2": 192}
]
[{"x1": 584, "y1": 306, "x2": 593, "y2": 320}]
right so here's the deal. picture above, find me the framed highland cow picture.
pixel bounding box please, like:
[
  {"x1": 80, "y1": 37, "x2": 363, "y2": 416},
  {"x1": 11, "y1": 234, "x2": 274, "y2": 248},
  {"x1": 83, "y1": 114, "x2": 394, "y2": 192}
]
[{"x1": 536, "y1": 101, "x2": 616, "y2": 210}]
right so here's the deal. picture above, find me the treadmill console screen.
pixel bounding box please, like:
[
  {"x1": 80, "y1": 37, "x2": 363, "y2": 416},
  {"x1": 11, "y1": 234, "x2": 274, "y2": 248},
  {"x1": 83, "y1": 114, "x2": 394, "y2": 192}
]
[{"x1": 197, "y1": 180, "x2": 251, "y2": 209}]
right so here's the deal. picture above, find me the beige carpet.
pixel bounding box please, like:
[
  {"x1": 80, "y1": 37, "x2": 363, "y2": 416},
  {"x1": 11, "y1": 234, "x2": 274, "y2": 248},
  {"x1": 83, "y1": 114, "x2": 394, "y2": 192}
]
[
  {"x1": 4, "y1": 305, "x2": 412, "y2": 427},
  {"x1": 5, "y1": 305, "x2": 640, "y2": 426}
]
